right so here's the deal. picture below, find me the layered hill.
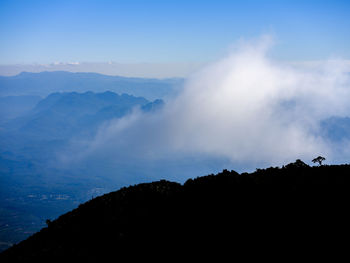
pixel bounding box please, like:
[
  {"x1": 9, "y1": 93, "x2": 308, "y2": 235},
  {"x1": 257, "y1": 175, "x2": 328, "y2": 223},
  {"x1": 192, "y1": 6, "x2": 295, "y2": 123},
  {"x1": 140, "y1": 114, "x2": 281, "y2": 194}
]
[
  {"x1": 1, "y1": 160, "x2": 349, "y2": 261},
  {"x1": 3, "y1": 91, "x2": 155, "y2": 140}
]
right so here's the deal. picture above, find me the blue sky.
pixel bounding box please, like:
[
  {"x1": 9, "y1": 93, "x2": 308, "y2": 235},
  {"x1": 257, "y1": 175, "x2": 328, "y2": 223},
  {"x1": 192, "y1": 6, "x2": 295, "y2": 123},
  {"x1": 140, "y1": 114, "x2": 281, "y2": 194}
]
[{"x1": 0, "y1": 0, "x2": 349, "y2": 64}]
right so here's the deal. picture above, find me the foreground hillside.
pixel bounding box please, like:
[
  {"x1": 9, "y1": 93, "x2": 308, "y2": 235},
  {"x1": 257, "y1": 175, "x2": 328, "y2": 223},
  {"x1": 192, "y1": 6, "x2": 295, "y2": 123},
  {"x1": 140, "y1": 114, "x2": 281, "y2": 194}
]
[{"x1": 1, "y1": 160, "x2": 350, "y2": 260}]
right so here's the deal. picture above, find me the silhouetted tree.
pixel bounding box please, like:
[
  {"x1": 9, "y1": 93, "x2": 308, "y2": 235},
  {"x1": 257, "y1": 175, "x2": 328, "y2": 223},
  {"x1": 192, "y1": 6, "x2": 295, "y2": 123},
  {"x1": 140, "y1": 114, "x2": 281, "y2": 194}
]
[
  {"x1": 312, "y1": 156, "x2": 326, "y2": 166},
  {"x1": 45, "y1": 219, "x2": 52, "y2": 227}
]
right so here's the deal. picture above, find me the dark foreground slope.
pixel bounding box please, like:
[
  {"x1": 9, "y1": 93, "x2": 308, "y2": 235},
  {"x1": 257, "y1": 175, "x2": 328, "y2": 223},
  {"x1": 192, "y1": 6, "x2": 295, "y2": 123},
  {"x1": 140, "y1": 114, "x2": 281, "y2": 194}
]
[{"x1": 1, "y1": 161, "x2": 350, "y2": 261}]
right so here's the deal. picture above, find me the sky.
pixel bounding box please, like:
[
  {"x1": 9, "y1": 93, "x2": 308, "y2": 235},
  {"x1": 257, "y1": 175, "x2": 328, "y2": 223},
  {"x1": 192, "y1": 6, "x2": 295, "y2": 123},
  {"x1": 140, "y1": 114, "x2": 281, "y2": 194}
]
[{"x1": 0, "y1": 0, "x2": 350, "y2": 77}]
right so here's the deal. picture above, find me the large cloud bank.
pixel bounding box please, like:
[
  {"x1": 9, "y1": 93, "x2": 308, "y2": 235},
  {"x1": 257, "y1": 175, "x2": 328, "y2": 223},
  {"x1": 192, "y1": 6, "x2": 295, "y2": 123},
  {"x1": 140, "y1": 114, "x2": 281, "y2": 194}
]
[{"x1": 72, "y1": 37, "x2": 350, "y2": 167}]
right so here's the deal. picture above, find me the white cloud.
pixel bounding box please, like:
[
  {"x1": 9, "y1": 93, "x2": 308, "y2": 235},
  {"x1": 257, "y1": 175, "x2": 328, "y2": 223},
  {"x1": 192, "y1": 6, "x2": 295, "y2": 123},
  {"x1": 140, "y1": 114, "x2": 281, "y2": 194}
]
[{"x1": 68, "y1": 36, "x2": 350, "y2": 168}]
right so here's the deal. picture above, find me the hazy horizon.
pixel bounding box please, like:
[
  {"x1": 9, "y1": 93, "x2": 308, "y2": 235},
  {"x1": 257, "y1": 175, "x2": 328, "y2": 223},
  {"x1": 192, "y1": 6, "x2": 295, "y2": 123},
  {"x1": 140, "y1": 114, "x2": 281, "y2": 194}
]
[
  {"x1": 0, "y1": 62, "x2": 205, "y2": 78},
  {"x1": 2, "y1": 58, "x2": 350, "y2": 79}
]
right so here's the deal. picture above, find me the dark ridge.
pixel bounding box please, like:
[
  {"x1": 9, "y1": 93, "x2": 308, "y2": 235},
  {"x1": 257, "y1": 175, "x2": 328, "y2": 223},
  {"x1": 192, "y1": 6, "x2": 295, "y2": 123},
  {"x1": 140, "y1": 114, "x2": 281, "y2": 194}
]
[{"x1": 1, "y1": 161, "x2": 350, "y2": 260}]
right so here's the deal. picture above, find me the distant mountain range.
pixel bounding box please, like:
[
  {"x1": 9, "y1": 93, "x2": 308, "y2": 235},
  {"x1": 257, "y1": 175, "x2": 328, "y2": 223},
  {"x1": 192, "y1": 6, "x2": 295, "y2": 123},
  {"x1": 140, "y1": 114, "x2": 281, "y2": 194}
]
[
  {"x1": 3, "y1": 91, "x2": 158, "y2": 140},
  {"x1": 0, "y1": 91, "x2": 162, "y2": 161},
  {"x1": 1, "y1": 160, "x2": 349, "y2": 260},
  {"x1": 0, "y1": 71, "x2": 183, "y2": 100}
]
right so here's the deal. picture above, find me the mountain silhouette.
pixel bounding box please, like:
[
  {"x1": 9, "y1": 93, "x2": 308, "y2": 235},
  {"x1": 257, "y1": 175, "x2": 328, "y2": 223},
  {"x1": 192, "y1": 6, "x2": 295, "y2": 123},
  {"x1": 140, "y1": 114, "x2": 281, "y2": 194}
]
[{"x1": 1, "y1": 160, "x2": 349, "y2": 261}]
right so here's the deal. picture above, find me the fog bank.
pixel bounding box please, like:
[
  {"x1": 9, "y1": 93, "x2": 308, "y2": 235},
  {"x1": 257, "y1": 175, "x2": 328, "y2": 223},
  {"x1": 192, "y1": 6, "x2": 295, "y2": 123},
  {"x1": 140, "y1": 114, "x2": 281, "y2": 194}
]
[{"x1": 68, "y1": 37, "x2": 350, "y2": 168}]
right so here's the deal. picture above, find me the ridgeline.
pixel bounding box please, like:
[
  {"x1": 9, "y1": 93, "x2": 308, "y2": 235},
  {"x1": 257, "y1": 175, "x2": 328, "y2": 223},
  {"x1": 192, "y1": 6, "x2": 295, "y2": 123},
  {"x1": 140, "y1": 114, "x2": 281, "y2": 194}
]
[{"x1": 1, "y1": 160, "x2": 350, "y2": 261}]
